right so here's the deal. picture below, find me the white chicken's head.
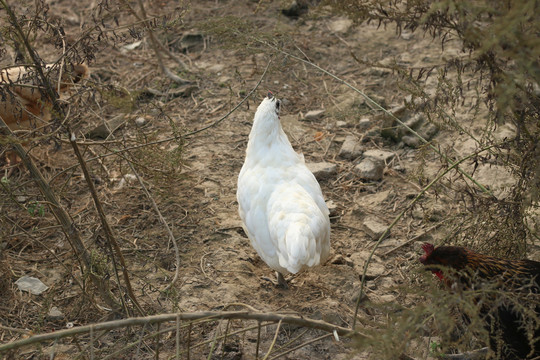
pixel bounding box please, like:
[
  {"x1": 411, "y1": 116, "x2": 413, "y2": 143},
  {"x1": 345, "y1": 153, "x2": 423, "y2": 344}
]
[
  {"x1": 249, "y1": 91, "x2": 284, "y2": 140},
  {"x1": 256, "y1": 91, "x2": 281, "y2": 118}
]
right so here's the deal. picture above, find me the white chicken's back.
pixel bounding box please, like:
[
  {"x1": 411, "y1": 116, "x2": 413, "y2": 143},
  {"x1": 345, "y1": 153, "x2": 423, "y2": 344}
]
[{"x1": 237, "y1": 92, "x2": 330, "y2": 280}]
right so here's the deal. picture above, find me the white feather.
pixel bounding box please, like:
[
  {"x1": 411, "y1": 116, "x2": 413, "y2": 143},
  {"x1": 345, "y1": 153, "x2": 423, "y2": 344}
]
[{"x1": 237, "y1": 94, "x2": 330, "y2": 275}]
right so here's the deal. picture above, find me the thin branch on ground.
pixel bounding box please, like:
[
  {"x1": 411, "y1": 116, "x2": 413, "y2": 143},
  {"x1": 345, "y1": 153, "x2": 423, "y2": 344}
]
[
  {"x1": 0, "y1": 310, "x2": 365, "y2": 353},
  {"x1": 440, "y1": 347, "x2": 489, "y2": 360}
]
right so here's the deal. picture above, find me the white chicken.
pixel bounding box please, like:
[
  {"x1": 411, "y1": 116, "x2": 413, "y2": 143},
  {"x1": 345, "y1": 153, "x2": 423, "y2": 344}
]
[{"x1": 237, "y1": 92, "x2": 330, "y2": 288}]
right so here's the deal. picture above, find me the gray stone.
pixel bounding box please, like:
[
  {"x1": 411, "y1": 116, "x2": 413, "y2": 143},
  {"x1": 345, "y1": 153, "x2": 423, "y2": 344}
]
[
  {"x1": 401, "y1": 31, "x2": 414, "y2": 40},
  {"x1": 380, "y1": 117, "x2": 399, "y2": 141},
  {"x1": 354, "y1": 158, "x2": 384, "y2": 181},
  {"x1": 303, "y1": 109, "x2": 325, "y2": 121},
  {"x1": 339, "y1": 136, "x2": 363, "y2": 160},
  {"x1": 349, "y1": 251, "x2": 386, "y2": 280},
  {"x1": 326, "y1": 200, "x2": 338, "y2": 217},
  {"x1": 358, "y1": 118, "x2": 372, "y2": 130},
  {"x1": 363, "y1": 149, "x2": 395, "y2": 163},
  {"x1": 402, "y1": 135, "x2": 422, "y2": 148},
  {"x1": 335, "y1": 120, "x2": 348, "y2": 128},
  {"x1": 134, "y1": 117, "x2": 146, "y2": 127},
  {"x1": 378, "y1": 294, "x2": 396, "y2": 303},
  {"x1": 474, "y1": 164, "x2": 516, "y2": 200},
  {"x1": 363, "y1": 217, "x2": 390, "y2": 240},
  {"x1": 494, "y1": 123, "x2": 517, "y2": 142},
  {"x1": 420, "y1": 123, "x2": 439, "y2": 140},
  {"x1": 330, "y1": 254, "x2": 353, "y2": 267},
  {"x1": 180, "y1": 33, "x2": 204, "y2": 52},
  {"x1": 15, "y1": 276, "x2": 48, "y2": 295},
  {"x1": 389, "y1": 105, "x2": 407, "y2": 118},
  {"x1": 48, "y1": 306, "x2": 64, "y2": 320},
  {"x1": 402, "y1": 113, "x2": 425, "y2": 132},
  {"x1": 328, "y1": 18, "x2": 353, "y2": 33},
  {"x1": 306, "y1": 162, "x2": 337, "y2": 180}
]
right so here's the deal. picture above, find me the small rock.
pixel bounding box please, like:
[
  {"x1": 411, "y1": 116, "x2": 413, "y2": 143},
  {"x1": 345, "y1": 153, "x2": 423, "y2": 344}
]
[
  {"x1": 380, "y1": 118, "x2": 400, "y2": 142},
  {"x1": 15, "y1": 276, "x2": 48, "y2": 295},
  {"x1": 363, "y1": 217, "x2": 390, "y2": 240},
  {"x1": 402, "y1": 113, "x2": 425, "y2": 133},
  {"x1": 322, "y1": 312, "x2": 346, "y2": 326},
  {"x1": 307, "y1": 162, "x2": 337, "y2": 180},
  {"x1": 281, "y1": 0, "x2": 308, "y2": 18},
  {"x1": 363, "y1": 149, "x2": 395, "y2": 163},
  {"x1": 48, "y1": 306, "x2": 64, "y2": 320},
  {"x1": 420, "y1": 123, "x2": 439, "y2": 140},
  {"x1": 494, "y1": 123, "x2": 517, "y2": 142},
  {"x1": 378, "y1": 294, "x2": 396, "y2": 303},
  {"x1": 402, "y1": 135, "x2": 422, "y2": 148},
  {"x1": 303, "y1": 109, "x2": 325, "y2": 121},
  {"x1": 389, "y1": 105, "x2": 408, "y2": 118},
  {"x1": 358, "y1": 118, "x2": 372, "y2": 130},
  {"x1": 339, "y1": 135, "x2": 363, "y2": 160},
  {"x1": 474, "y1": 164, "x2": 516, "y2": 200},
  {"x1": 351, "y1": 290, "x2": 369, "y2": 304},
  {"x1": 180, "y1": 33, "x2": 204, "y2": 53},
  {"x1": 86, "y1": 116, "x2": 126, "y2": 140},
  {"x1": 121, "y1": 40, "x2": 143, "y2": 52},
  {"x1": 134, "y1": 117, "x2": 146, "y2": 127},
  {"x1": 401, "y1": 31, "x2": 414, "y2": 40},
  {"x1": 326, "y1": 200, "x2": 339, "y2": 217},
  {"x1": 357, "y1": 262, "x2": 386, "y2": 280},
  {"x1": 335, "y1": 120, "x2": 349, "y2": 128},
  {"x1": 354, "y1": 158, "x2": 384, "y2": 181},
  {"x1": 330, "y1": 254, "x2": 353, "y2": 267},
  {"x1": 328, "y1": 18, "x2": 353, "y2": 33}
]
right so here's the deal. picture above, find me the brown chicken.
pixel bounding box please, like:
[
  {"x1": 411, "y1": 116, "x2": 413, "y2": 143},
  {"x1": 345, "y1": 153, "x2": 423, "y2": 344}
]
[
  {"x1": 0, "y1": 63, "x2": 89, "y2": 167},
  {"x1": 420, "y1": 242, "x2": 540, "y2": 359}
]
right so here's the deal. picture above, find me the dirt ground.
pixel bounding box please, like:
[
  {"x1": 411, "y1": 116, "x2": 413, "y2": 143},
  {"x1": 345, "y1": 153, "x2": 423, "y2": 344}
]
[{"x1": 0, "y1": 1, "x2": 519, "y2": 359}]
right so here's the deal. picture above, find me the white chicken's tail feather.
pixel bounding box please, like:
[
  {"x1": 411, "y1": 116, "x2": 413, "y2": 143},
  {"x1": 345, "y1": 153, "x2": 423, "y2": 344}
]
[{"x1": 281, "y1": 222, "x2": 318, "y2": 274}]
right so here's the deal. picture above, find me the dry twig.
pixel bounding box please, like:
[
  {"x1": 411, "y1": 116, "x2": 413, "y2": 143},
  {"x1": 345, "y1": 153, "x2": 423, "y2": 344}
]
[{"x1": 0, "y1": 310, "x2": 364, "y2": 353}]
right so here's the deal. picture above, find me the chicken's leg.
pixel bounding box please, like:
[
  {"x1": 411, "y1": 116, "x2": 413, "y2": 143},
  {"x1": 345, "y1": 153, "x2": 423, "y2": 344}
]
[{"x1": 276, "y1": 272, "x2": 288, "y2": 289}]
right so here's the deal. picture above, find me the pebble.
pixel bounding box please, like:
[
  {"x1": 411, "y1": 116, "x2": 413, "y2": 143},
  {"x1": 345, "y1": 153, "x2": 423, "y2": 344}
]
[
  {"x1": 134, "y1": 117, "x2": 146, "y2": 127},
  {"x1": 358, "y1": 118, "x2": 372, "y2": 130},
  {"x1": 402, "y1": 135, "x2": 422, "y2": 148},
  {"x1": 354, "y1": 158, "x2": 384, "y2": 181},
  {"x1": 330, "y1": 254, "x2": 353, "y2": 267},
  {"x1": 307, "y1": 162, "x2": 337, "y2": 180},
  {"x1": 363, "y1": 149, "x2": 395, "y2": 163},
  {"x1": 180, "y1": 33, "x2": 204, "y2": 52},
  {"x1": 326, "y1": 200, "x2": 339, "y2": 217},
  {"x1": 48, "y1": 306, "x2": 64, "y2": 321},
  {"x1": 303, "y1": 109, "x2": 325, "y2": 121},
  {"x1": 328, "y1": 18, "x2": 353, "y2": 33},
  {"x1": 339, "y1": 135, "x2": 363, "y2": 160},
  {"x1": 15, "y1": 276, "x2": 48, "y2": 295},
  {"x1": 363, "y1": 216, "x2": 390, "y2": 240}
]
